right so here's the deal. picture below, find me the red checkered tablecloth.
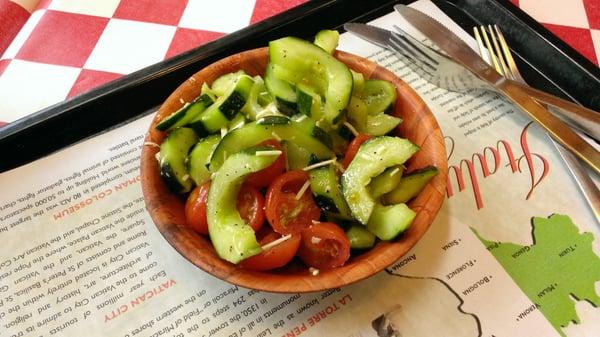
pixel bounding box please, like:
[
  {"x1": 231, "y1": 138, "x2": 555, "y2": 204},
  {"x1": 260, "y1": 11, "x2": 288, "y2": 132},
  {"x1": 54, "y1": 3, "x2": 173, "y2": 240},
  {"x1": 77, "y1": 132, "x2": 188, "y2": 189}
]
[{"x1": 0, "y1": 0, "x2": 598, "y2": 127}]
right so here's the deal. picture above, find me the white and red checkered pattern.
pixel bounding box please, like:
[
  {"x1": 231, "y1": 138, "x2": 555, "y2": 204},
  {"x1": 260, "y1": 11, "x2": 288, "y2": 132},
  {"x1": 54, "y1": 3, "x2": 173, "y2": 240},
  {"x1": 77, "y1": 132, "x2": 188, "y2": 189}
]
[
  {"x1": 512, "y1": 0, "x2": 600, "y2": 67},
  {"x1": 0, "y1": 0, "x2": 598, "y2": 127},
  {"x1": 0, "y1": 0, "x2": 305, "y2": 126}
]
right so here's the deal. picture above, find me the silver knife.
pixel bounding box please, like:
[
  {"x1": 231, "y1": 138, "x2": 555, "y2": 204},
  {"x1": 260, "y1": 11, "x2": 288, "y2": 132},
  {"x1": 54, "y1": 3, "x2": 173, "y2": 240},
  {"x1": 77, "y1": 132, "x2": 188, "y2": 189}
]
[{"x1": 385, "y1": 5, "x2": 600, "y2": 175}]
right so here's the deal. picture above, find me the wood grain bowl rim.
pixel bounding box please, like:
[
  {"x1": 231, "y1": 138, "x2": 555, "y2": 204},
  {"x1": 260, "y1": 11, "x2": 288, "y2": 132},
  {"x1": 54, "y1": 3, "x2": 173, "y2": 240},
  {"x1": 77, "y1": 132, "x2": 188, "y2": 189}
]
[{"x1": 140, "y1": 47, "x2": 448, "y2": 293}]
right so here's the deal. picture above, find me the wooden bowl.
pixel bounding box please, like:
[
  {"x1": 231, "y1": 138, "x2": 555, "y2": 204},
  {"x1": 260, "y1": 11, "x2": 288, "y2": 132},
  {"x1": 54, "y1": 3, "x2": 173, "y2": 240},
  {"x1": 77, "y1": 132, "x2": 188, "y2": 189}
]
[{"x1": 140, "y1": 47, "x2": 448, "y2": 293}]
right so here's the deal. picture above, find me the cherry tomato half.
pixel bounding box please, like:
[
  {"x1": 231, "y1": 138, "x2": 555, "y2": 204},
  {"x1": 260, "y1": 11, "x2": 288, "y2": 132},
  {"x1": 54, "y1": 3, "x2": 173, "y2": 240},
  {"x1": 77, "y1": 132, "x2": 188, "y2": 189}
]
[
  {"x1": 265, "y1": 170, "x2": 321, "y2": 235},
  {"x1": 298, "y1": 221, "x2": 351, "y2": 269},
  {"x1": 240, "y1": 226, "x2": 301, "y2": 271},
  {"x1": 185, "y1": 182, "x2": 265, "y2": 235},
  {"x1": 246, "y1": 139, "x2": 286, "y2": 188},
  {"x1": 342, "y1": 134, "x2": 372, "y2": 168},
  {"x1": 237, "y1": 184, "x2": 265, "y2": 232},
  {"x1": 185, "y1": 182, "x2": 210, "y2": 235}
]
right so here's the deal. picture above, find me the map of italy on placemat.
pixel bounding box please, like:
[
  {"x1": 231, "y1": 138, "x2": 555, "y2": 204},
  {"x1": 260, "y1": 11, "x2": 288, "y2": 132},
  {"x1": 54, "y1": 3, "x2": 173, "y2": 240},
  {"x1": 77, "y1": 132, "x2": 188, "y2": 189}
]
[{"x1": 475, "y1": 215, "x2": 600, "y2": 335}]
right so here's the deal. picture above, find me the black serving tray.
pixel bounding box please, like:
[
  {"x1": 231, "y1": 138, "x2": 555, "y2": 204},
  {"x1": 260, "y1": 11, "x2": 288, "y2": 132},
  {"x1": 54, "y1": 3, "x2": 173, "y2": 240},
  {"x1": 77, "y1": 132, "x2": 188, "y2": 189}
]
[{"x1": 1, "y1": 0, "x2": 598, "y2": 172}]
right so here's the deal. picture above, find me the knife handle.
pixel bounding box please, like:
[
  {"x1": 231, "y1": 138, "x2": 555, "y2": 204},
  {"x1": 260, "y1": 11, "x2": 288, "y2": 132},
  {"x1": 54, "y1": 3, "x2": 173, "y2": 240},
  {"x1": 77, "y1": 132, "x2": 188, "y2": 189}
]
[
  {"x1": 511, "y1": 82, "x2": 600, "y2": 141},
  {"x1": 498, "y1": 81, "x2": 600, "y2": 175}
]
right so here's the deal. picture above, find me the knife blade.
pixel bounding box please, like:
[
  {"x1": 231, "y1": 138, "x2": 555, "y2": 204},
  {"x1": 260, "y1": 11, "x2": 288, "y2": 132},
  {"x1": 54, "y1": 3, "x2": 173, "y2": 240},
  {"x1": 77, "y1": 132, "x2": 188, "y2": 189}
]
[{"x1": 393, "y1": 5, "x2": 600, "y2": 174}]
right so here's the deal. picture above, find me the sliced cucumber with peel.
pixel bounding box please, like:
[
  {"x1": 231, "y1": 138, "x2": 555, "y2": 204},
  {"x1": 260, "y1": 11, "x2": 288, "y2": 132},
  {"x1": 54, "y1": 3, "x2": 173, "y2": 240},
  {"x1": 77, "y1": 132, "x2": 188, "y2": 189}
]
[
  {"x1": 207, "y1": 147, "x2": 280, "y2": 264},
  {"x1": 341, "y1": 136, "x2": 419, "y2": 225},
  {"x1": 269, "y1": 36, "x2": 353, "y2": 126},
  {"x1": 211, "y1": 70, "x2": 247, "y2": 97},
  {"x1": 155, "y1": 94, "x2": 214, "y2": 132},
  {"x1": 158, "y1": 127, "x2": 198, "y2": 193},
  {"x1": 188, "y1": 74, "x2": 254, "y2": 135},
  {"x1": 362, "y1": 79, "x2": 397, "y2": 115},
  {"x1": 187, "y1": 135, "x2": 220, "y2": 186},
  {"x1": 209, "y1": 116, "x2": 333, "y2": 172},
  {"x1": 346, "y1": 225, "x2": 376, "y2": 249},
  {"x1": 367, "y1": 203, "x2": 416, "y2": 240},
  {"x1": 369, "y1": 165, "x2": 404, "y2": 199},
  {"x1": 384, "y1": 166, "x2": 439, "y2": 204},
  {"x1": 313, "y1": 29, "x2": 339, "y2": 54},
  {"x1": 308, "y1": 164, "x2": 351, "y2": 218},
  {"x1": 264, "y1": 63, "x2": 297, "y2": 115}
]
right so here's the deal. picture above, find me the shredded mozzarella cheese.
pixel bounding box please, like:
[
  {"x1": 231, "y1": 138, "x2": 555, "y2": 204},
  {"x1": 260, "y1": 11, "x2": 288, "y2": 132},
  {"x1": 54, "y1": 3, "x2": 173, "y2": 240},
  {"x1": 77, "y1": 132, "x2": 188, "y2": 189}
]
[
  {"x1": 302, "y1": 158, "x2": 336, "y2": 171},
  {"x1": 271, "y1": 132, "x2": 282, "y2": 142},
  {"x1": 144, "y1": 141, "x2": 160, "y2": 148},
  {"x1": 261, "y1": 234, "x2": 292, "y2": 251},
  {"x1": 295, "y1": 114, "x2": 307, "y2": 122},
  {"x1": 343, "y1": 121, "x2": 359, "y2": 137},
  {"x1": 295, "y1": 180, "x2": 311, "y2": 200},
  {"x1": 255, "y1": 150, "x2": 282, "y2": 157}
]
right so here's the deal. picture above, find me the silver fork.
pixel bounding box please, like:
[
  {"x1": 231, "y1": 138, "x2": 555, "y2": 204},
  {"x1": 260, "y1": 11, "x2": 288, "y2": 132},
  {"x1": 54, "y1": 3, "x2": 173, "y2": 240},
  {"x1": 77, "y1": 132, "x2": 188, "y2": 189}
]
[{"x1": 474, "y1": 25, "x2": 600, "y2": 224}]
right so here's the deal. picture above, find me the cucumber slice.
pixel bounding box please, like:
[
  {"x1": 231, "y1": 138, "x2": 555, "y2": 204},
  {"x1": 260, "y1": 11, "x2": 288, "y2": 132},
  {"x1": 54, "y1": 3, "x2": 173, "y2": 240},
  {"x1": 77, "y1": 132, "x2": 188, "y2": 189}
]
[
  {"x1": 241, "y1": 76, "x2": 272, "y2": 120},
  {"x1": 264, "y1": 63, "x2": 297, "y2": 114},
  {"x1": 282, "y1": 140, "x2": 313, "y2": 170},
  {"x1": 369, "y1": 165, "x2": 404, "y2": 199},
  {"x1": 208, "y1": 117, "x2": 334, "y2": 172},
  {"x1": 365, "y1": 113, "x2": 402, "y2": 136},
  {"x1": 155, "y1": 94, "x2": 214, "y2": 132},
  {"x1": 313, "y1": 29, "x2": 339, "y2": 54},
  {"x1": 187, "y1": 135, "x2": 220, "y2": 186},
  {"x1": 347, "y1": 96, "x2": 368, "y2": 133},
  {"x1": 346, "y1": 225, "x2": 376, "y2": 249},
  {"x1": 347, "y1": 95, "x2": 401, "y2": 136},
  {"x1": 362, "y1": 79, "x2": 397, "y2": 115},
  {"x1": 367, "y1": 203, "x2": 415, "y2": 240},
  {"x1": 296, "y1": 83, "x2": 322, "y2": 118},
  {"x1": 211, "y1": 70, "x2": 247, "y2": 97},
  {"x1": 350, "y1": 70, "x2": 365, "y2": 97},
  {"x1": 269, "y1": 36, "x2": 353, "y2": 126},
  {"x1": 384, "y1": 166, "x2": 439, "y2": 204},
  {"x1": 228, "y1": 113, "x2": 248, "y2": 130},
  {"x1": 308, "y1": 164, "x2": 352, "y2": 218},
  {"x1": 158, "y1": 127, "x2": 198, "y2": 193},
  {"x1": 270, "y1": 63, "x2": 327, "y2": 96},
  {"x1": 341, "y1": 136, "x2": 419, "y2": 224},
  {"x1": 291, "y1": 114, "x2": 332, "y2": 149},
  {"x1": 188, "y1": 75, "x2": 254, "y2": 135},
  {"x1": 330, "y1": 129, "x2": 349, "y2": 157},
  {"x1": 207, "y1": 147, "x2": 280, "y2": 264}
]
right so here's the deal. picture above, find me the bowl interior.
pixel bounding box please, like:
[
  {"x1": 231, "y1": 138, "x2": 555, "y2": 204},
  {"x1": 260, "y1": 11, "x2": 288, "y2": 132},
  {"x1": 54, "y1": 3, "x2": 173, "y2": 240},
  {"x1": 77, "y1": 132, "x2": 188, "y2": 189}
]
[{"x1": 140, "y1": 47, "x2": 448, "y2": 293}]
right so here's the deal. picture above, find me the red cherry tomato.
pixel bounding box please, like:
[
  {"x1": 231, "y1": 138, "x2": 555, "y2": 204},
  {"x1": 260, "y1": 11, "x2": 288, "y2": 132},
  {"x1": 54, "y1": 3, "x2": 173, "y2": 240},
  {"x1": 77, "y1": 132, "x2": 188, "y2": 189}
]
[
  {"x1": 265, "y1": 170, "x2": 321, "y2": 235},
  {"x1": 246, "y1": 139, "x2": 286, "y2": 188},
  {"x1": 240, "y1": 226, "x2": 301, "y2": 271},
  {"x1": 185, "y1": 182, "x2": 265, "y2": 235},
  {"x1": 185, "y1": 182, "x2": 210, "y2": 235},
  {"x1": 298, "y1": 221, "x2": 351, "y2": 269},
  {"x1": 342, "y1": 134, "x2": 372, "y2": 168},
  {"x1": 237, "y1": 184, "x2": 265, "y2": 232}
]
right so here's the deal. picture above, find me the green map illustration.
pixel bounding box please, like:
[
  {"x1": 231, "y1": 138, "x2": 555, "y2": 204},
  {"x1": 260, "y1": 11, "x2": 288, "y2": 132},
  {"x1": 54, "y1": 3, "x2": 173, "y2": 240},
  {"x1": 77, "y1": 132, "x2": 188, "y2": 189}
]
[{"x1": 473, "y1": 214, "x2": 600, "y2": 335}]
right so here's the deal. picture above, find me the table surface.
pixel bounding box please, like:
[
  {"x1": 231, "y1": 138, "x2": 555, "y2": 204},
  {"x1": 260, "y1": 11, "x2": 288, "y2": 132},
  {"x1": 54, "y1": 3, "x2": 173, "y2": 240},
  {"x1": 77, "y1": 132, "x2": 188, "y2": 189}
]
[{"x1": 0, "y1": 0, "x2": 598, "y2": 127}]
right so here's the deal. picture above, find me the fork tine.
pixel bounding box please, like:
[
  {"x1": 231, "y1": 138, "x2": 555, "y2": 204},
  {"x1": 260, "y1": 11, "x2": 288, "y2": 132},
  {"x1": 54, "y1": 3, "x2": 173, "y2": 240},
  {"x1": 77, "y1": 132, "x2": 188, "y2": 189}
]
[
  {"x1": 393, "y1": 26, "x2": 450, "y2": 64},
  {"x1": 486, "y1": 25, "x2": 511, "y2": 79},
  {"x1": 383, "y1": 32, "x2": 436, "y2": 79},
  {"x1": 393, "y1": 26, "x2": 441, "y2": 66},
  {"x1": 494, "y1": 25, "x2": 524, "y2": 82},
  {"x1": 477, "y1": 26, "x2": 502, "y2": 75},
  {"x1": 389, "y1": 35, "x2": 434, "y2": 70},
  {"x1": 473, "y1": 27, "x2": 488, "y2": 63},
  {"x1": 386, "y1": 38, "x2": 437, "y2": 80}
]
